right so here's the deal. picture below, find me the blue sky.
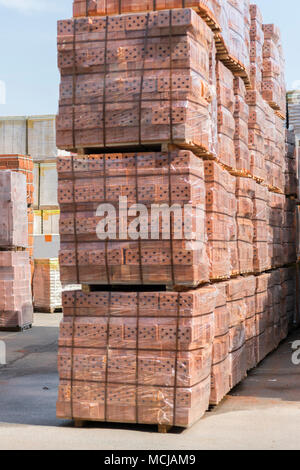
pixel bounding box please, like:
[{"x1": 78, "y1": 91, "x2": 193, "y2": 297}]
[{"x1": 0, "y1": 0, "x2": 299, "y2": 116}]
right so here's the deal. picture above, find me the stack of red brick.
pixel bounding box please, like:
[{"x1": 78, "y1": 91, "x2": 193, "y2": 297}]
[
  {"x1": 250, "y1": 6, "x2": 286, "y2": 117},
  {"x1": 0, "y1": 171, "x2": 33, "y2": 330},
  {"x1": 55, "y1": 1, "x2": 297, "y2": 429},
  {"x1": 0, "y1": 155, "x2": 35, "y2": 278}
]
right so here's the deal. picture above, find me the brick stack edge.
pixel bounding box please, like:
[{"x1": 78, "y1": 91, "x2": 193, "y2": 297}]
[
  {"x1": 56, "y1": 1, "x2": 298, "y2": 428},
  {"x1": 0, "y1": 171, "x2": 33, "y2": 330},
  {"x1": 0, "y1": 154, "x2": 35, "y2": 280}
]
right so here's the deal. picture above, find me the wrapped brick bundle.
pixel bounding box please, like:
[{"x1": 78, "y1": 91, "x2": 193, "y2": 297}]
[
  {"x1": 58, "y1": 151, "x2": 209, "y2": 288},
  {"x1": 72, "y1": 0, "x2": 223, "y2": 30},
  {"x1": 246, "y1": 90, "x2": 266, "y2": 183},
  {"x1": 249, "y1": 4, "x2": 263, "y2": 91},
  {"x1": 244, "y1": 275, "x2": 257, "y2": 371},
  {"x1": 57, "y1": 285, "x2": 217, "y2": 428},
  {"x1": 253, "y1": 183, "x2": 270, "y2": 273},
  {"x1": 236, "y1": 177, "x2": 254, "y2": 274},
  {"x1": 266, "y1": 270, "x2": 282, "y2": 353},
  {"x1": 216, "y1": 61, "x2": 236, "y2": 169},
  {"x1": 0, "y1": 171, "x2": 28, "y2": 249},
  {"x1": 268, "y1": 114, "x2": 286, "y2": 192},
  {"x1": 225, "y1": 278, "x2": 247, "y2": 388},
  {"x1": 34, "y1": 209, "x2": 60, "y2": 236},
  {"x1": 0, "y1": 154, "x2": 34, "y2": 206},
  {"x1": 204, "y1": 160, "x2": 237, "y2": 279},
  {"x1": 264, "y1": 101, "x2": 279, "y2": 190},
  {"x1": 262, "y1": 24, "x2": 286, "y2": 117},
  {"x1": 210, "y1": 282, "x2": 230, "y2": 405},
  {"x1": 33, "y1": 259, "x2": 63, "y2": 313},
  {"x1": 234, "y1": 77, "x2": 250, "y2": 174},
  {"x1": 0, "y1": 252, "x2": 33, "y2": 330},
  {"x1": 268, "y1": 192, "x2": 285, "y2": 268},
  {"x1": 255, "y1": 272, "x2": 269, "y2": 363},
  {"x1": 216, "y1": 0, "x2": 250, "y2": 78},
  {"x1": 57, "y1": 9, "x2": 217, "y2": 158},
  {"x1": 72, "y1": 0, "x2": 251, "y2": 83}
]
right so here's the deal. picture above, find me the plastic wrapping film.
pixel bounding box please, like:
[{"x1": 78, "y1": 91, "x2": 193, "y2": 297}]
[
  {"x1": 57, "y1": 285, "x2": 217, "y2": 427},
  {"x1": 249, "y1": 3, "x2": 263, "y2": 92},
  {"x1": 72, "y1": 1, "x2": 251, "y2": 77},
  {"x1": 58, "y1": 150, "x2": 210, "y2": 288},
  {"x1": 246, "y1": 88, "x2": 286, "y2": 193},
  {"x1": 253, "y1": 183, "x2": 270, "y2": 273},
  {"x1": 216, "y1": 0, "x2": 250, "y2": 76},
  {"x1": 0, "y1": 171, "x2": 28, "y2": 249},
  {"x1": 204, "y1": 160, "x2": 237, "y2": 279},
  {"x1": 216, "y1": 60, "x2": 236, "y2": 170},
  {"x1": 262, "y1": 23, "x2": 286, "y2": 117},
  {"x1": 0, "y1": 252, "x2": 33, "y2": 329},
  {"x1": 235, "y1": 177, "x2": 254, "y2": 274},
  {"x1": 57, "y1": 9, "x2": 217, "y2": 158},
  {"x1": 0, "y1": 154, "x2": 34, "y2": 206},
  {"x1": 73, "y1": 0, "x2": 223, "y2": 28},
  {"x1": 210, "y1": 281, "x2": 230, "y2": 406},
  {"x1": 34, "y1": 210, "x2": 60, "y2": 236},
  {"x1": 33, "y1": 259, "x2": 63, "y2": 312},
  {"x1": 233, "y1": 77, "x2": 250, "y2": 174},
  {"x1": 56, "y1": 273, "x2": 298, "y2": 419}
]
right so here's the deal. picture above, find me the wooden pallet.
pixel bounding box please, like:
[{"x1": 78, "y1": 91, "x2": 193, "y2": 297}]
[
  {"x1": 0, "y1": 323, "x2": 32, "y2": 333},
  {"x1": 73, "y1": 419, "x2": 174, "y2": 433},
  {"x1": 215, "y1": 34, "x2": 251, "y2": 90}
]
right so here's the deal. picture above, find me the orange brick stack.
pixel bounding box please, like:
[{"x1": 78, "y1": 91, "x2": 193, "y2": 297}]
[
  {"x1": 262, "y1": 24, "x2": 286, "y2": 117},
  {"x1": 57, "y1": 287, "x2": 217, "y2": 427},
  {"x1": 55, "y1": 1, "x2": 297, "y2": 430},
  {"x1": 0, "y1": 155, "x2": 34, "y2": 205},
  {"x1": 0, "y1": 171, "x2": 33, "y2": 330},
  {"x1": 58, "y1": 151, "x2": 209, "y2": 288},
  {"x1": 57, "y1": 10, "x2": 216, "y2": 156},
  {"x1": 0, "y1": 154, "x2": 35, "y2": 279},
  {"x1": 249, "y1": 4, "x2": 263, "y2": 92}
]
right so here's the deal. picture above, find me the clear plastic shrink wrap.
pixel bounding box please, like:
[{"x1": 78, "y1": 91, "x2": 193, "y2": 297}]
[
  {"x1": 0, "y1": 252, "x2": 33, "y2": 329},
  {"x1": 57, "y1": 9, "x2": 217, "y2": 157},
  {"x1": 57, "y1": 286, "x2": 217, "y2": 427},
  {"x1": 0, "y1": 171, "x2": 28, "y2": 249},
  {"x1": 58, "y1": 151, "x2": 210, "y2": 288},
  {"x1": 72, "y1": 1, "x2": 251, "y2": 76}
]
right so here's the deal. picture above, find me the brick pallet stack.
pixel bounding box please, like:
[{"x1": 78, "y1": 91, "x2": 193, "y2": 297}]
[
  {"x1": 0, "y1": 171, "x2": 33, "y2": 330},
  {"x1": 56, "y1": 1, "x2": 298, "y2": 430},
  {"x1": 0, "y1": 155, "x2": 35, "y2": 280}
]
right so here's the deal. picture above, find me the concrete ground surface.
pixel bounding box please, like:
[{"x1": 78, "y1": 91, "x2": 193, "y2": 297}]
[{"x1": 0, "y1": 313, "x2": 300, "y2": 450}]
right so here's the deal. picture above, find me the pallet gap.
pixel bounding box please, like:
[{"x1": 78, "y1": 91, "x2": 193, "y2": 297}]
[
  {"x1": 73, "y1": 144, "x2": 163, "y2": 155},
  {"x1": 83, "y1": 284, "x2": 168, "y2": 293}
]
